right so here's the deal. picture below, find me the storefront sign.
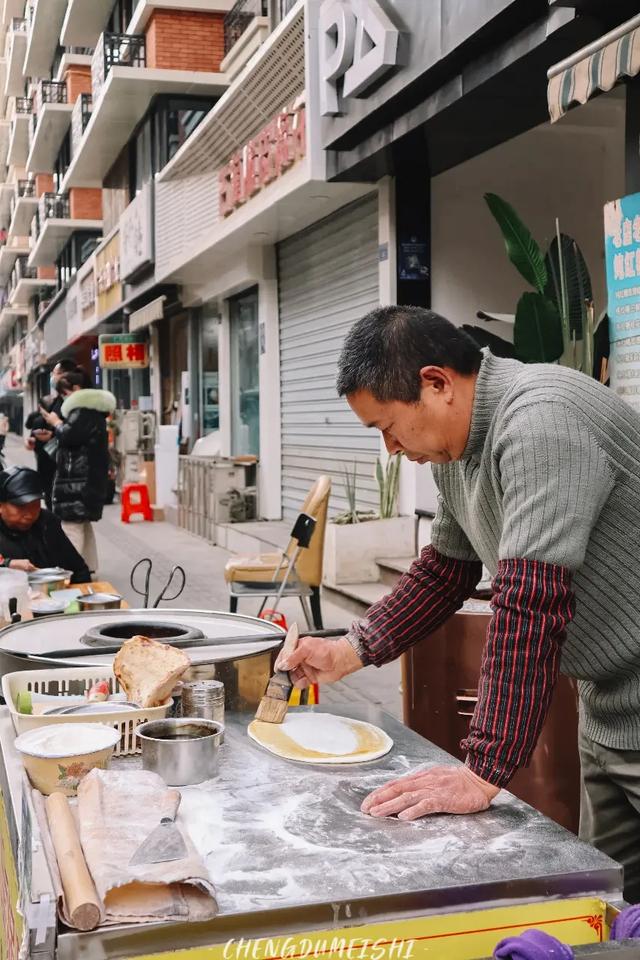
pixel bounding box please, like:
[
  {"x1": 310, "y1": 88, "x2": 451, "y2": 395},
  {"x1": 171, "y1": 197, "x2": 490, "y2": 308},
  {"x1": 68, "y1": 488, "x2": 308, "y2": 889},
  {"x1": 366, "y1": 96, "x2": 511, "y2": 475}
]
[
  {"x1": 120, "y1": 182, "x2": 154, "y2": 281},
  {"x1": 605, "y1": 193, "x2": 640, "y2": 411},
  {"x1": 319, "y1": 0, "x2": 401, "y2": 116},
  {"x1": 219, "y1": 103, "x2": 306, "y2": 218},
  {"x1": 95, "y1": 231, "x2": 122, "y2": 320},
  {"x1": 99, "y1": 333, "x2": 149, "y2": 369}
]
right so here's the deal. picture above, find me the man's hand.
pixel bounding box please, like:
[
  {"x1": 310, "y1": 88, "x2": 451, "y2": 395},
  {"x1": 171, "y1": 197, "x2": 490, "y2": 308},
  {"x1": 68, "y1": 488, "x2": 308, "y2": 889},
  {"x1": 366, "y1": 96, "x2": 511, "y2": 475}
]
[
  {"x1": 361, "y1": 765, "x2": 500, "y2": 821},
  {"x1": 9, "y1": 559, "x2": 38, "y2": 573},
  {"x1": 276, "y1": 636, "x2": 363, "y2": 688},
  {"x1": 24, "y1": 436, "x2": 36, "y2": 451}
]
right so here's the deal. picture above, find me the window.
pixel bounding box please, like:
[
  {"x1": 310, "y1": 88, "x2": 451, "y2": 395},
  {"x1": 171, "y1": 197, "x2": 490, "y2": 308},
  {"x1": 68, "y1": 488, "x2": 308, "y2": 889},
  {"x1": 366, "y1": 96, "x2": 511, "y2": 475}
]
[
  {"x1": 107, "y1": 0, "x2": 136, "y2": 34},
  {"x1": 53, "y1": 132, "x2": 71, "y2": 193},
  {"x1": 128, "y1": 96, "x2": 214, "y2": 201},
  {"x1": 55, "y1": 231, "x2": 101, "y2": 291}
]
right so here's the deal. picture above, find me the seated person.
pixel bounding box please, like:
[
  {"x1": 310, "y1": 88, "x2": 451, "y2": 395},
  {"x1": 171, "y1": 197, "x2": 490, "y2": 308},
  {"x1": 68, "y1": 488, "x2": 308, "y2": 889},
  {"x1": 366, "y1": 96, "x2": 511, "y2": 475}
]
[{"x1": 0, "y1": 467, "x2": 91, "y2": 583}]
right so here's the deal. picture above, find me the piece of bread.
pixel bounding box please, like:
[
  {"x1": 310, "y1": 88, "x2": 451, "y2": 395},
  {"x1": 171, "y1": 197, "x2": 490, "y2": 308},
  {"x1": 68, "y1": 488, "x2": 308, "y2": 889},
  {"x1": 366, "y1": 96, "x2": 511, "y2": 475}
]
[{"x1": 113, "y1": 635, "x2": 190, "y2": 708}]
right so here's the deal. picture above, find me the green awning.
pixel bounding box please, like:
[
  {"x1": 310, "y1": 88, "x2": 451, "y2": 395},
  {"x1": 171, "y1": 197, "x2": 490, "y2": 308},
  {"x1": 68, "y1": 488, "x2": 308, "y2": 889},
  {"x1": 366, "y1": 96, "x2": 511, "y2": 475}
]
[{"x1": 548, "y1": 15, "x2": 640, "y2": 123}]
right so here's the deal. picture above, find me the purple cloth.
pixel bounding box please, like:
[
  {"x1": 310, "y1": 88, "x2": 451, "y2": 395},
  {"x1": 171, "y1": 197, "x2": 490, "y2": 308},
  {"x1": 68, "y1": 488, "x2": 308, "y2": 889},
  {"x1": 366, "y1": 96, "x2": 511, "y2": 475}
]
[
  {"x1": 493, "y1": 929, "x2": 574, "y2": 959},
  {"x1": 611, "y1": 905, "x2": 640, "y2": 940}
]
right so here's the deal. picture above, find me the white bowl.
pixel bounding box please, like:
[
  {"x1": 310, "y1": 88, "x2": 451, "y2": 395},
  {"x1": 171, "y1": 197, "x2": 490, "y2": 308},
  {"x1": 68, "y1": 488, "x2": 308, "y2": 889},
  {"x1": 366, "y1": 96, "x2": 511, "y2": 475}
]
[{"x1": 15, "y1": 722, "x2": 120, "y2": 796}]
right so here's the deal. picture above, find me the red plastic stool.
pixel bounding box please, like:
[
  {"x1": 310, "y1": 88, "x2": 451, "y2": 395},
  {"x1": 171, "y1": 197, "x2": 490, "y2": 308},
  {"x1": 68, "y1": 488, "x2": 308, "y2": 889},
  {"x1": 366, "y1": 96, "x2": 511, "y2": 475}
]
[{"x1": 121, "y1": 483, "x2": 153, "y2": 523}]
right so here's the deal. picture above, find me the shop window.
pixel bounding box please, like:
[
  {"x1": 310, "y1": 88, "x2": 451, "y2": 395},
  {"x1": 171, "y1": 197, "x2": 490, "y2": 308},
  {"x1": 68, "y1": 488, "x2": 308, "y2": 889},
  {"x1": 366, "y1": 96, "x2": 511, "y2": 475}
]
[
  {"x1": 55, "y1": 230, "x2": 101, "y2": 291},
  {"x1": 200, "y1": 307, "x2": 219, "y2": 435},
  {"x1": 229, "y1": 288, "x2": 259, "y2": 457}
]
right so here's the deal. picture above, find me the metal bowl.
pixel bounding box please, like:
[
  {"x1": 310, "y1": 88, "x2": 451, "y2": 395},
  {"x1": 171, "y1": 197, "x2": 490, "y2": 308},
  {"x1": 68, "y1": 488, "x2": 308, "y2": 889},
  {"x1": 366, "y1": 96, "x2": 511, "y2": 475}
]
[
  {"x1": 77, "y1": 593, "x2": 122, "y2": 612},
  {"x1": 30, "y1": 599, "x2": 66, "y2": 619},
  {"x1": 29, "y1": 568, "x2": 73, "y2": 595},
  {"x1": 137, "y1": 717, "x2": 224, "y2": 786}
]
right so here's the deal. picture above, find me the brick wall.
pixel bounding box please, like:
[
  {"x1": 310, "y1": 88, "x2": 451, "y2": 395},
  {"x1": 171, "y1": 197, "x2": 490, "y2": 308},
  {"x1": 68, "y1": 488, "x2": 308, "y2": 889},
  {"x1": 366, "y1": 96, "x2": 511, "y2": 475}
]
[
  {"x1": 35, "y1": 174, "x2": 54, "y2": 198},
  {"x1": 37, "y1": 266, "x2": 56, "y2": 280},
  {"x1": 145, "y1": 10, "x2": 225, "y2": 72},
  {"x1": 69, "y1": 188, "x2": 102, "y2": 220},
  {"x1": 65, "y1": 65, "x2": 92, "y2": 104}
]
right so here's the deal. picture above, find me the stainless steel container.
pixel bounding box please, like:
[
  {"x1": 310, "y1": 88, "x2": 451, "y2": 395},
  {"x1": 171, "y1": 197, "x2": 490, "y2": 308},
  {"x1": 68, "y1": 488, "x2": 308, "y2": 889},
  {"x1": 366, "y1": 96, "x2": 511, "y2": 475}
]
[
  {"x1": 181, "y1": 680, "x2": 225, "y2": 723},
  {"x1": 136, "y1": 717, "x2": 224, "y2": 786},
  {"x1": 77, "y1": 593, "x2": 122, "y2": 612}
]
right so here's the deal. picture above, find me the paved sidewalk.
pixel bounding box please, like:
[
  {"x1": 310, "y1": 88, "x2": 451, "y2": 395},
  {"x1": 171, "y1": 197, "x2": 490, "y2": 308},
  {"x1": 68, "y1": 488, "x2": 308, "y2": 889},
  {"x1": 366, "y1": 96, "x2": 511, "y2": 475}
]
[{"x1": 4, "y1": 434, "x2": 402, "y2": 718}]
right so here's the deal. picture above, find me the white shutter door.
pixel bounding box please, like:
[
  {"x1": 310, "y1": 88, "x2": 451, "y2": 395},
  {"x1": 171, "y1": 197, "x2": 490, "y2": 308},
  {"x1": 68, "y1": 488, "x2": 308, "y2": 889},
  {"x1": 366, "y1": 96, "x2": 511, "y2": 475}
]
[{"x1": 278, "y1": 194, "x2": 380, "y2": 519}]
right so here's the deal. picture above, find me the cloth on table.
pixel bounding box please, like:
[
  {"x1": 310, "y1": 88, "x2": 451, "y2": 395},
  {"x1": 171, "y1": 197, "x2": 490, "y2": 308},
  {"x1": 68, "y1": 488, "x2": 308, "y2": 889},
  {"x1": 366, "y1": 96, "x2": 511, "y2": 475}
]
[
  {"x1": 493, "y1": 929, "x2": 574, "y2": 959},
  {"x1": 77, "y1": 768, "x2": 217, "y2": 924}
]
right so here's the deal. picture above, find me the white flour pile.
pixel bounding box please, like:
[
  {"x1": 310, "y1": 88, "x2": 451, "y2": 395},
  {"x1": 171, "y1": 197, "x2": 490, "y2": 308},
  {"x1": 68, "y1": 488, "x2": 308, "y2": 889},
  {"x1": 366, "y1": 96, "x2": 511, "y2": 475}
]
[{"x1": 15, "y1": 723, "x2": 119, "y2": 757}]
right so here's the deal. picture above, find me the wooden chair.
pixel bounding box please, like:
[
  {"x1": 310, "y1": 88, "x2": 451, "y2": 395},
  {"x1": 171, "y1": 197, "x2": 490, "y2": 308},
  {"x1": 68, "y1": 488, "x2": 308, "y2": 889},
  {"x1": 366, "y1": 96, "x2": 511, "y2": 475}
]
[{"x1": 224, "y1": 475, "x2": 331, "y2": 629}]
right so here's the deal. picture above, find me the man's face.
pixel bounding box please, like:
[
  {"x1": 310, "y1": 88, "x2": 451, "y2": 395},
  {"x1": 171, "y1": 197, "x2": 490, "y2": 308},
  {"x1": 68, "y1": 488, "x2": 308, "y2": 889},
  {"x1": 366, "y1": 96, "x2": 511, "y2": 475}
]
[
  {"x1": 51, "y1": 363, "x2": 67, "y2": 386},
  {"x1": 0, "y1": 499, "x2": 41, "y2": 531},
  {"x1": 347, "y1": 367, "x2": 474, "y2": 465}
]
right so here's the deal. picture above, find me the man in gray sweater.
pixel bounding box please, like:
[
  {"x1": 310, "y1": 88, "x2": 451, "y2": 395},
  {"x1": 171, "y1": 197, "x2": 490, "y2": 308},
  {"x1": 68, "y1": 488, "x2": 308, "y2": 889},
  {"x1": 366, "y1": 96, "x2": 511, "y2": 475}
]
[{"x1": 281, "y1": 306, "x2": 640, "y2": 900}]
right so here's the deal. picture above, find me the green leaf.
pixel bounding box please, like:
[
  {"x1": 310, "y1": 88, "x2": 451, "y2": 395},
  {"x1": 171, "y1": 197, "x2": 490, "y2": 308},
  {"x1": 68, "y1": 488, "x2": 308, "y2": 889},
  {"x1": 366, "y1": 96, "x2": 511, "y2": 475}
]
[
  {"x1": 462, "y1": 325, "x2": 517, "y2": 358},
  {"x1": 485, "y1": 193, "x2": 547, "y2": 293},
  {"x1": 513, "y1": 293, "x2": 563, "y2": 363},
  {"x1": 544, "y1": 234, "x2": 592, "y2": 341}
]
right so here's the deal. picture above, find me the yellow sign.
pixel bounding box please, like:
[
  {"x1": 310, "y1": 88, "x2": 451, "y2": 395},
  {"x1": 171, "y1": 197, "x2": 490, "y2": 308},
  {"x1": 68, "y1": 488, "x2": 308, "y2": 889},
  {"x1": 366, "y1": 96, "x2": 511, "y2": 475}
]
[
  {"x1": 0, "y1": 789, "x2": 23, "y2": 960},
  {"x1": 130, "y1": 897, "x2": 612, "y2": 960},
  {"x1": 99, "y1": 334, "x2": 149, "y2": 369},
  {"x1": 95, "y1": 231, "x2": 122, "y2": 320}
]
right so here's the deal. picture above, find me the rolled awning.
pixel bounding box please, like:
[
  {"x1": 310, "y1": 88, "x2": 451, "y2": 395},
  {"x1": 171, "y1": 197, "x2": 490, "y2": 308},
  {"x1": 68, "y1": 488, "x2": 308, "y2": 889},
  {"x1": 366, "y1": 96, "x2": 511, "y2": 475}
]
[{"x1": 548, "y1": 13, "x2": 640, "y2": 122}]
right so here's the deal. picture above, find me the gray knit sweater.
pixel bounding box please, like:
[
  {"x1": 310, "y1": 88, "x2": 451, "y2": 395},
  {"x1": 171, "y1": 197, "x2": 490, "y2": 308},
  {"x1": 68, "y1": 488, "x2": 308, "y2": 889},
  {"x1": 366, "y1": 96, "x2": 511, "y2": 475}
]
[{"x1": 431, "y1": 351, "x2": 640, "y2": 750}]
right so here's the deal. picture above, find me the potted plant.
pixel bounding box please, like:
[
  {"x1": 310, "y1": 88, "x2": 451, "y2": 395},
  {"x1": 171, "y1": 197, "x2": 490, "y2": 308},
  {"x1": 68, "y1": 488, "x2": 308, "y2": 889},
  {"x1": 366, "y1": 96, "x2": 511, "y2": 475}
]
[{"x1": 323, "y1": 455, "x2": 415, "y2": 586}]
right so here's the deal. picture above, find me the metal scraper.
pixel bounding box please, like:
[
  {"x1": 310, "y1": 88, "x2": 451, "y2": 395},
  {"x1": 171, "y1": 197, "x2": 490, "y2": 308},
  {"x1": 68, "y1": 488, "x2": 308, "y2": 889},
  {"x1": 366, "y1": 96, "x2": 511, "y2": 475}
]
[{"x1": 129, "y1": 802, "x2": 188, "y2": 866}]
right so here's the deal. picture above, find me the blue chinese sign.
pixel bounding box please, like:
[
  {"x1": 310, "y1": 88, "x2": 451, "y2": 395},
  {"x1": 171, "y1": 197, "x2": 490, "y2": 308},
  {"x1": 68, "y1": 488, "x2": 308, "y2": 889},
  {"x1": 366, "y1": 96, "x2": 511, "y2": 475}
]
[{"x1": 604, "y1": 192, "x2": 640, "y2": 344}]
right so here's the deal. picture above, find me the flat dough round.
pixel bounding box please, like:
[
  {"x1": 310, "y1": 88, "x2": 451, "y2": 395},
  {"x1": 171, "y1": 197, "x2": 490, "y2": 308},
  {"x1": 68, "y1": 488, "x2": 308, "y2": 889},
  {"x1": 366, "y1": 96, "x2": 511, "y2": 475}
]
[{"x1": 248, "y1": 712, "x2": 393, "y2": 764}]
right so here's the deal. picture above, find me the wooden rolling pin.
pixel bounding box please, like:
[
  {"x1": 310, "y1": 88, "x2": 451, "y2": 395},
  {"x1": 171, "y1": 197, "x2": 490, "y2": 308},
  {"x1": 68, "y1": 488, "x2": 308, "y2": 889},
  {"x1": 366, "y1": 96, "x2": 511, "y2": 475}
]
[{"x1": 45, "y1": 792, "x2": 102, "y2": 931}]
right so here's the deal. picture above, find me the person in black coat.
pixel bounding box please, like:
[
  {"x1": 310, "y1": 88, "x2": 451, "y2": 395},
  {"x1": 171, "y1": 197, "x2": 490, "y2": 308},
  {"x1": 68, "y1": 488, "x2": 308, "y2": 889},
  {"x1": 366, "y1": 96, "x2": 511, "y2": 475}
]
[
  {"x1": 0, "y1": 467, "x2": 90, "y2": 582},
  {"x1": 24, "y1": 358, "x2": 77, "y2": 509},
  {"x1": 39, "y1": 371, "x2": 116, "y2": 573}
]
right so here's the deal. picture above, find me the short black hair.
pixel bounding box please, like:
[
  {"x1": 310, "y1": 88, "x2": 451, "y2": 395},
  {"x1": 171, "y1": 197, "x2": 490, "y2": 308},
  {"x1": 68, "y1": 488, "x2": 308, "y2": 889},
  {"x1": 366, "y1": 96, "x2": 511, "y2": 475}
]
[
  {"x1": 336, "y1": 306, "x2": 482, "y2": 403},
  {"x1": 58, "y1": 369, "x2": 92, "y2": 393},
  {"x1": 54, "y1": 358, "x2": 78, "y2": 374}
]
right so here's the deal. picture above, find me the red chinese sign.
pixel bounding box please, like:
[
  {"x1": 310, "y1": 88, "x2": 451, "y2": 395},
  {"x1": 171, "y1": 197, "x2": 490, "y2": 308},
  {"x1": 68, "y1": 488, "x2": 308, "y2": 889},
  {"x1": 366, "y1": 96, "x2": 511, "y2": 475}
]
[
  {"x1": 99, "y1": 334, "x2": 149, "y2": 369},
  {"x1": 219, "y1": 103, "x2": 306, "y2": 218}
]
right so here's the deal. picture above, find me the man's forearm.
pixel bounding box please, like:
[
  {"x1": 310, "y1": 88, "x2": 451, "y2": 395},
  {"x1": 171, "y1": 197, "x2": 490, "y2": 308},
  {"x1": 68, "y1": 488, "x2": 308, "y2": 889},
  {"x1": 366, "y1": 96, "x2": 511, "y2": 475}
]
[
  {"x1": 463, "y1": 557, "x2": 575, "y2": 787},
  {"x1": 346, "y1": 546, "x2": 482, "y2": 667}
]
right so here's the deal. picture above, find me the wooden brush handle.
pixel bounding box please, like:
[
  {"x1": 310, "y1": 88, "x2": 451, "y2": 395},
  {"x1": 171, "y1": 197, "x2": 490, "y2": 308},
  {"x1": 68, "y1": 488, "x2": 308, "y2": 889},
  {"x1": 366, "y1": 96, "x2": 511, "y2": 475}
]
[
  {"x1": 45, "y1": 792, "x2": 102, "y2": 931},
  {"x1": 277, "y1": 623, "x2": 299, "y2": 669}
]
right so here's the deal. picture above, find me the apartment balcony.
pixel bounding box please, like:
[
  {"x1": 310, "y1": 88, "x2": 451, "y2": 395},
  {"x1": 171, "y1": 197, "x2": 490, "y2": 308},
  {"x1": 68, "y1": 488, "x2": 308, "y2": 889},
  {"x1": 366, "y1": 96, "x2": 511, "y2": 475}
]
[
  {"x1": 0, "y1": 117, "x2": 9, "y2": 168},
  {"x1": 7, "y1": 178, "x2": 35, "y2": 238},
  {"x1": 70, "y1": 92, "x2": 91, "y2": 157},
  {"x1": 27, "y1": 80, "x2": 72, "y2": 174},
  {"x1": 9, "y1": 253, "x2": 54, "y2": 306},
  {"x1": 221, "y1": 0, "x2": 269, "y2": 82},
  {"x1": 0, "y1": 234, "x2": 30, "y2": 285},
  {"x1": 6, "y1": 96, "x2": 31, "y2": 167},
  {"x1": 60, "y1": 0, "x2": 112, "y2": 49},
  {"x1": 29, "y1": 192, "x2": 102, "y2": 267},
  {"x1": 0, "y1": 1, "x2": 25, "y2": 33},
  {"x1": 4, "y1": 17, "x2": 27, "y2": 97},
  {"x1": 64, "y1": 32, "x2": 226, "y2": 189},
  {"x1": 23, "y1": 0, "x2": 68, "y2": 78},
  {"x1": 0, "y1": 183, "x2": 13, "y2": 223}
]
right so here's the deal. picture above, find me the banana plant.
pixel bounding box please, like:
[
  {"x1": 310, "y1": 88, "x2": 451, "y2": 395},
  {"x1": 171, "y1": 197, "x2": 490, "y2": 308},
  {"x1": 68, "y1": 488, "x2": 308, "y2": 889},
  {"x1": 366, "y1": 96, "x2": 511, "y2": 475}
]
[{"x1": 469, "y1": 193, "x2": 607, "y2": 378}]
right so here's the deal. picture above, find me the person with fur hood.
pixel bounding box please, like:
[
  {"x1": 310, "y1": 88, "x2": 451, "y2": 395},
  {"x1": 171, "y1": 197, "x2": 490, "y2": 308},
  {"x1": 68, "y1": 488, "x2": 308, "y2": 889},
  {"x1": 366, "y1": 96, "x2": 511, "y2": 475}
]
[{"x1": 39, "y1": 370, "x2": 116, "y2": 573}]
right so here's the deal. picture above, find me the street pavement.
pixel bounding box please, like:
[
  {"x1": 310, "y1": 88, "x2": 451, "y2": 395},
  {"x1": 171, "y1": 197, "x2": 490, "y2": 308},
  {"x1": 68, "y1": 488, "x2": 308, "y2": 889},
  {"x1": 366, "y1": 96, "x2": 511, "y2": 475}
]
[{"x1": 4, "y1": 433, "x2": 402, "y2": 718}]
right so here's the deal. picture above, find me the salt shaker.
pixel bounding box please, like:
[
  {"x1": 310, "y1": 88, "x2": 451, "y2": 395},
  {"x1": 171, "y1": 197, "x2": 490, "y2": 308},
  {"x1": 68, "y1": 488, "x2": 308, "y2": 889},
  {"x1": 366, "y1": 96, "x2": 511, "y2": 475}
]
[{"x1": 181, "y1": 680, "x2": 225, "y2": 724}]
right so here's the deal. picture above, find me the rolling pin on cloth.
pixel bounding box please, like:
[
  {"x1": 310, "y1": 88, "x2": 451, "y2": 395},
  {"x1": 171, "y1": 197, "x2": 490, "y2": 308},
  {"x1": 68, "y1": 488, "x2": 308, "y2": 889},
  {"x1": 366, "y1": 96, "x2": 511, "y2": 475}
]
[
  {"x1": 76, "y1": 768, "x2": 217, "y2": 924},
  {"x1": 43, "y1": 792, "x2": 104, "y2": 931}
]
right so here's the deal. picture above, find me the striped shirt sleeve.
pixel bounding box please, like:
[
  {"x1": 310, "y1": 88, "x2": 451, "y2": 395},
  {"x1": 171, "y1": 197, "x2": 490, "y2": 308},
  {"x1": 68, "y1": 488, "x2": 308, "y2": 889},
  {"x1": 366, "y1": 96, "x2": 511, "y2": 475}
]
[
  {"x1": 347, "y1": 546, "x2": 482, "y2": 667},
  {"x1": 463, "y1": 557, "x2": 575, "y2": 786}
]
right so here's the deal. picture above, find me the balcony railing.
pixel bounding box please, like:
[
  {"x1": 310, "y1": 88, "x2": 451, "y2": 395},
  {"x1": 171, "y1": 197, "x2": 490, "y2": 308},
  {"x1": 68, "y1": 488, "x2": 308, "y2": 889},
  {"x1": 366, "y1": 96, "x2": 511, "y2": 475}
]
[
  {"x1": 71, "y1": 93, "x2": 92, "y2": 154},
  {"x1": 17, "y1": 180, "x2": 35, "y2": 199},
  {"x1": 9, "y1": 256, "x2": 37, "y2": 298},
  {"x1": 39, "y1": 193, "x2": 70, "y2": 225},
  {"x1": 224, "y1": 0, "x2": 268, "y2": 55},
  {"x1": 92, "y1": 32, "x2": 146, "y2": 103},
  {"x1": 35, "y1": 80, "x2": 68, "y2": 115},
  {"x1": 14, "y1": 97, "x2": 32, "y2": 115}
]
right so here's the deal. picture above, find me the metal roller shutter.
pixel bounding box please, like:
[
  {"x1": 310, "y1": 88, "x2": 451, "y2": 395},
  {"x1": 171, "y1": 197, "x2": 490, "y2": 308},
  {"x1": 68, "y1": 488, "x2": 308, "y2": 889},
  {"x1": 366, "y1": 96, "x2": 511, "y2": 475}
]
[{"x1": 278, "y1": 193, "x2": 380, "y2": 519}]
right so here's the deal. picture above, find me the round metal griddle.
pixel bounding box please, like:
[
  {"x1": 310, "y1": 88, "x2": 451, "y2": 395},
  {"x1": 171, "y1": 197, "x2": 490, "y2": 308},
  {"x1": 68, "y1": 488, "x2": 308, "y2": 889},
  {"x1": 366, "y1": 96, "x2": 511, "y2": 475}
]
[{"x1": 0, "y1": 608, "x2": 283, "y2": 670}]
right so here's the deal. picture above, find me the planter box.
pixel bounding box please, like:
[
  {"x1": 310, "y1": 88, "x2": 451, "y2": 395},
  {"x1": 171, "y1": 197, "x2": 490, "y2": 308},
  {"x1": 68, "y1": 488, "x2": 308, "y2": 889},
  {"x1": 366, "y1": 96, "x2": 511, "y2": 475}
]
[{"x1": 323, "y1": 516, "x2": 415, "y2": 586}]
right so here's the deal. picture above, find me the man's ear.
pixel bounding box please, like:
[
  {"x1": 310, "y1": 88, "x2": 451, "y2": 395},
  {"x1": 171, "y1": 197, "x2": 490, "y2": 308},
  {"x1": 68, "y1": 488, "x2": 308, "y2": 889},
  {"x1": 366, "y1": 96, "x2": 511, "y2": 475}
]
[{"x1": 419, "y1": 366, "x2": 455, "y2": 401}]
